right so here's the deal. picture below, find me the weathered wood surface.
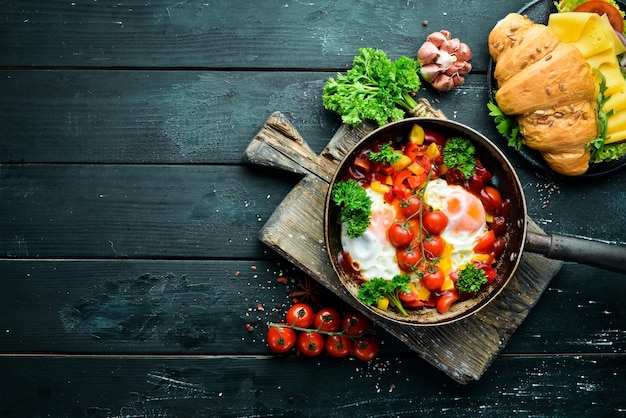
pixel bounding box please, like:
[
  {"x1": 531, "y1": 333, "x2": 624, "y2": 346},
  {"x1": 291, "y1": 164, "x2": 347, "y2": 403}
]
[
  {"x1": 1, "y1": 355, "x2": 624, "y2": 417},
  {"x1": 1, "y1": 0, "x2": 530, "y2": 70},
  {"x1": 1, "y1": 0, "x2": 625, "y2": 414},
  {"x1": 244, "y1": 112, "x2": 563, "y2": 384}
]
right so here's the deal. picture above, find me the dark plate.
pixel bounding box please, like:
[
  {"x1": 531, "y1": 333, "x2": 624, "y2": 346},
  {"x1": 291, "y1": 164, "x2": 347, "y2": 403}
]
[{"x1": 487, "y1": 0, "x2": 626, "y2": 178}]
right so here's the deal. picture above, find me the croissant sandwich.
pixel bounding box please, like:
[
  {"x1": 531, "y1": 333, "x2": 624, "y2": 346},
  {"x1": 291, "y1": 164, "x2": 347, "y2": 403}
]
[{"x1": 488, "y1": 13, "x2": 598, "y2": 176}]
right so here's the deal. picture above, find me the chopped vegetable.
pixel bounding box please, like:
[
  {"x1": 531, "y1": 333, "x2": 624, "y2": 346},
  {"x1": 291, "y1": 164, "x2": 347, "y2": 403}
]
[
  {"x1": 556, "y1": 0, "x2": 626, "y2": 23},
  {"x1": 368, "y1": 142, "x2": 403, "y2": 164},
  {"x1": 442, "y1": 137, "x2": 476, "y2": 178},
  {"x1": 456, "y1": 263, "x2": 488, "y2": 293},
  {"x1": 358, "y1": 274, "x2": 411, "y2": 316},
  {"x1": 487, "y1": 101, "x2": 523, "y2": 149},
  {"x1": 417, "y1": 30, "x2": 472, "y2": 92},
  {"x1": 331, "y1": 179, "x2": 372, "y2": 238},
  {"x1": 322, "y1": 48, "x2": 422, "y2": 127},
  {"x1": 591, "y1": 142, "x2": 626, "y2": 162}
]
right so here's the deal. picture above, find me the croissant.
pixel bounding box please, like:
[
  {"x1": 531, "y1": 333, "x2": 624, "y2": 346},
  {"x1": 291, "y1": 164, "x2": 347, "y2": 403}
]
[{"x1": 489, "y1": 13, "x2": 597, "y2": 176}]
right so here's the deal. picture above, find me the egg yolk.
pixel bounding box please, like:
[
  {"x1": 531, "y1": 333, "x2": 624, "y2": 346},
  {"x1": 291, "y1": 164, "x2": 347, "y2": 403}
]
[
  {"x1": 443, "y1": 190, "x2": 485, "y2": 235},
  {"x1": 369, "y1": 205, "x2": 395, "y2": 244}
]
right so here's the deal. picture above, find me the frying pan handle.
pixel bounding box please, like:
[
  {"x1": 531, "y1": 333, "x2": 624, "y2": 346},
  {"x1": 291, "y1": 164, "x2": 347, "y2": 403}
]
[{"x1": 525, "y1": 231, "x2": 626, "y2": 274}]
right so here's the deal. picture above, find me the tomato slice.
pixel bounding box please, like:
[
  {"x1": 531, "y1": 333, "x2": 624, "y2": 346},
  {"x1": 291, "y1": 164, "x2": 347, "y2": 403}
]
[
  {"x1": 473, "y1": 230, "x2": 496, "y2": 254},
  {"x1": 574, "y1": 1, "x2": 625, "y2": 33}
]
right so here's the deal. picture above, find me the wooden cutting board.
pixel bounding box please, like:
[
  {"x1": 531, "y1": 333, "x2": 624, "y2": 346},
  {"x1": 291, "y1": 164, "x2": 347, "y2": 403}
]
[{"x1": 244, "y1": 107, "x2": 562, "y2": 384}]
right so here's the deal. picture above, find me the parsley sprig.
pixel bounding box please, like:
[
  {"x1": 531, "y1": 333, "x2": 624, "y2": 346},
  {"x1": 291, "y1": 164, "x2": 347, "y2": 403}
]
[
  {"x1": 456, "y1": 263, "x2": 488, "y2": 293},
  {"x1": 487, "y1": 101, "x2": 524, "y2": 149},
  {"x1": 322, "y1": 47, "x2": 421, "y2": 127},
  {"x1": 443, "y1": 137, "x2": 477, "y2": 178},
  {"x1": 331, "y1": 179, "x2": 372, "y2": 238},
  {"x1": 358, "y1": 274, "x2": 411, "y2": 316},
  {"x1": 368, "y1": 142, "x2": 402, "y2": 164}
]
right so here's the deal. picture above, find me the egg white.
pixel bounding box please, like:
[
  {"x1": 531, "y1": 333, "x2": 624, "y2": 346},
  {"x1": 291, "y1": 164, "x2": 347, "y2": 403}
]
[{"x1": 340, "y1": 188, "x2": 401, "y2": 281}]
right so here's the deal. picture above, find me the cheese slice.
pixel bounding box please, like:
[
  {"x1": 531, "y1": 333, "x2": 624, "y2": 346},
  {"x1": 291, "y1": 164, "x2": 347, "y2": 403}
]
[{"x1": 548, "y1": 12, "x2": 626, "y2": 144}]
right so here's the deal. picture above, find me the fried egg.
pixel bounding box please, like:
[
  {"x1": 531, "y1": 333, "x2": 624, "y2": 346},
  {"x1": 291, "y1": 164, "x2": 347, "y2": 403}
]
[
  {"x1": 340, "y1": 188, "x2": 401, "y2": 281},
  {"x1": 423, "y1": 178, "x2": 487, "y2": 271}
]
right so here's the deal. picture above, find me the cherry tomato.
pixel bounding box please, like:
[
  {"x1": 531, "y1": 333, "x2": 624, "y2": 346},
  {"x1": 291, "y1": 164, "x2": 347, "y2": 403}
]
[
  {"x1": 422, "y1": 211, "x2": 449, "y2": 235},
  {"x1": 267, "y1": 325, "x2": 296, "y2": 353},
  {"x1": 398, "y1": 290, "x2": 417, "y2": 304},
  {"x1": 480, "y1": 186, "x2": 503, "y2": 215},
  {"x1": 421, "y1": 269, "x2": 445, "y2": 291},
  {"x1": 476, "y1": 262, "x2": 497, "y2": 285},
  {"x1": 491, "y1": 216, "x2": 507, "y2": 237},
  {"x1": 341, "y1": 312, "x2": 370, "y2": 336},
  {"x1": 403, "y1": 298, "x2": 426, "y2": 308},
  {"x1": 397, "y1": 247, "x2": 422, "y2": 272},
  {"x1": 574, "y1": 1, "x2": 625, "y2": 33},
  {"x1": 468, "y1": 162, "x2": 492, "y2": 194},
  {"x1": 436, "y1": 292, "x2": 459, "y2": 314},
  {"x1": 325, "y1": 335, "x2": 353, "y2": 358},
  {"x1": 400, "y1": 194, "x2": 421, "y2": 218},
  {"x1": 388, "y1": 223, "x2": 415, "y2": 248},
  {"x1": 423, "y1": 235, "x2": 446, "y2": 259},
  {"x1": 491, "y1": 237, "x2": 506, "y2": 258},
  {"x1": 352, "y1": 338, "x2": 379, "y2": 361},
  {"x1": 285, "y1": 303, "x2": 315, "y2": 328},
  {"x1": 423, "y1": 129, "x2": 447, "y2": 147},
  {"x1": 473, "y1": 230, "x2": 496, "y2": 254},
  {"x1": 313, "y1": 307, "x2": 341, "y2": 332},
  {"x1": 297, "y1": 331, "x2": 325, "y2": 357}
]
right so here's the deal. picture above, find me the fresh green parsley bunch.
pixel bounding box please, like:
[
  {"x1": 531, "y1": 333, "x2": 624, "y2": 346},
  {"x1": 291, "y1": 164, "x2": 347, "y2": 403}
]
[{"x1": 323, "y1": 47, "x2": 421, "y2": 127}]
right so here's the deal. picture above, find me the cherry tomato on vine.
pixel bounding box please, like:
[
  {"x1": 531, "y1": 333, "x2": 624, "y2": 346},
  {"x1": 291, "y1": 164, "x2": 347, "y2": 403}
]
[
  {"x1": 352, "y1": 338, "x2": 379, "y2": 361},
  {"x1": 325, "y1": 335, "x2": 353, "y2": 358},
  {"x1": 421, "y1": 268, "x2": 445, "y2": 291},
  {"x1": 573, "y1": 1, "x2": 624, "y2": 33},
  {"x1": 388, "y1": 223, "x2": 415, "y2": 248},
  {"x1": 341, "y1": 312, "x2": 370, "y2": 336},
  {"x1": 397, "y1": 247, "x2": 422, "y2": 272},
  {"x1": 267, "y1": 326, "x2": 296, "y2": 354},
  {"x1": 285, "y1": 303, "x2": 315, "y2": 328},
  {"x1": 400, "y1": 194, "x2": 421, "y2": 218},
  {"x1": 422, "y1": 211, "x2": 448, "y2": 235},
  {"x1": 297, "y1": 331, "x2": 325, "y2": 357},
  {"x1": 423, "y1": 235, "x2": 446, "y2": 259},
  {"x1": 313, "y1": 307, "x2": 341, "y2": 332}
]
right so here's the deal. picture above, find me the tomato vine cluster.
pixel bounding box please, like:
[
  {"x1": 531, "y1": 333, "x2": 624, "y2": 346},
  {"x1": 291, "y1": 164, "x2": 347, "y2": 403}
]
[{"x1": 267, "y1": 303, "x2": 378, "y2": 361}]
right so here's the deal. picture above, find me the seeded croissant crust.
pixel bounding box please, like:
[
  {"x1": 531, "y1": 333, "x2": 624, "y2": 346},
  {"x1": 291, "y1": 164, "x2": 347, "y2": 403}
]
[{"x1": 489, "y1": 13, "x2": 597, "y2": 176}]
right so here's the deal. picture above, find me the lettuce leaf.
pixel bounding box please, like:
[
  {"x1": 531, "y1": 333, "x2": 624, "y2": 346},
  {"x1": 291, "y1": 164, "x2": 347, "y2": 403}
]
[{"x1": 555, "y1": 0, "x2": 625, "y2": 17}]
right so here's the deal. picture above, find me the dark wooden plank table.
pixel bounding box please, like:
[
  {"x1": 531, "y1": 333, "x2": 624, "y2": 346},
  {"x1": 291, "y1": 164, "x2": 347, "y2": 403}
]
[{"x1": 1, "y1": 0, "x2": 625, "y2": 416}]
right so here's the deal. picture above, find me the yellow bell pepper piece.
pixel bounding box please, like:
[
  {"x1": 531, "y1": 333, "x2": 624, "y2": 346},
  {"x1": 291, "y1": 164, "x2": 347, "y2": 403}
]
[
  {"x1": 409, "y1": 124, "x2": 425, "y2": 144},
  {"x1": 407, "y1": 161, "x2": 425, "y2": 175},
  {"x1": 392, "y1": 155, "x2": 412, "y2": 171},
  {"x1": 472, "y1": 253, "x2": 495, "y2": 264},
  {"x1": 416, "y1": 284, "x2": 431, "y2": 301},
  {"x1": 377, "y1": 296, "x2": 390, "y2": 311},
  {"x1": 425, "y1": 142, "x2": 440, "y2": 160},
  {"x1": 441, "y1": 278, "x2": 455, "y2": 291},
  {"x1": 370, "y1": 180, "x2": 390, "y2": 194}
]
